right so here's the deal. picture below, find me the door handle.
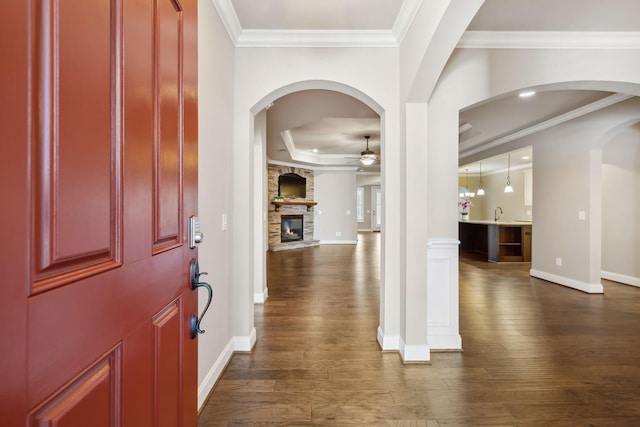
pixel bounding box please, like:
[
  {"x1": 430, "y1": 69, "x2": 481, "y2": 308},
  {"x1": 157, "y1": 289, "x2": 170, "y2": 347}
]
[{"x1": 189, "y1": 258, "x2": 213, "y2": 339}]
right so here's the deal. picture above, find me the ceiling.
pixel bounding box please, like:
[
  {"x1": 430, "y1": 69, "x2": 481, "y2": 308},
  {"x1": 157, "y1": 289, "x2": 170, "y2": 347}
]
[{"x1": 217, "y1": 0, "x2": 640, "y2": 174}]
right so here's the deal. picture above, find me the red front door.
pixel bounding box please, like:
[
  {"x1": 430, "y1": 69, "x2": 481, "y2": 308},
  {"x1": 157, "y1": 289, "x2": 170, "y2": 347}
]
[{"x1": 0, "y1": 0, "x2": 198, "y2": 425}]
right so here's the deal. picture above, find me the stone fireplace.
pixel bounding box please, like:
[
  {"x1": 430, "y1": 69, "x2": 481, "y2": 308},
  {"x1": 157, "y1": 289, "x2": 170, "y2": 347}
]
[{"x1": 268, "y1": 165, "x2": 319, "y2": 251}]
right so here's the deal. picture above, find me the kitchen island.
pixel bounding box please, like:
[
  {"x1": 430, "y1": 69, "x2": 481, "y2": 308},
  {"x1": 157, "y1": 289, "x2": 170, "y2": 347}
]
[{"x1": 459, "y1": 220, "x2": 532, "y2": 262}]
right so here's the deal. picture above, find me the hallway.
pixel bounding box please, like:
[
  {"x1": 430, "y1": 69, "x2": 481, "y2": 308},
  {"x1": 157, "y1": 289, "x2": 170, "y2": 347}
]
[{"x1": 198, "y1": 233, "x2": 640, "y2": 426}]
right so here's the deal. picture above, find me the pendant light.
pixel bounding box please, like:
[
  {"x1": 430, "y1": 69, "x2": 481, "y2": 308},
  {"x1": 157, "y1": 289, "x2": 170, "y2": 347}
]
[
  {"x1": 504, "y1": 154, "x2": 514, "y2": 193},
  {"x1": 359, "y1": 136, "x2": 377, "y2": 166},
  {"x1": 463, "y1": 169, "x2": 475, "y2": 198},
  {"x1": 476, "y1": 162, "x2": 485, "y2": 196}
]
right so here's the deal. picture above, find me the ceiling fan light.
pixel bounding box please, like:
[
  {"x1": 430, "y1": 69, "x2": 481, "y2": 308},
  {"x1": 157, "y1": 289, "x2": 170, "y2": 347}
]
[
  {"x1": 360, "y1": 154, "x2": 376, "y2": 166},
  {"x1": 359, "y1": 135, "x2": 377, "y2": 166}
]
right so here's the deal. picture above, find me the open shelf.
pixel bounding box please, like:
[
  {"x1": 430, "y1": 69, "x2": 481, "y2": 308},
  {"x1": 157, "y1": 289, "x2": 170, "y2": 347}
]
[{"x1": 461, "y1": 222, "x2": 531, "y2": 263}]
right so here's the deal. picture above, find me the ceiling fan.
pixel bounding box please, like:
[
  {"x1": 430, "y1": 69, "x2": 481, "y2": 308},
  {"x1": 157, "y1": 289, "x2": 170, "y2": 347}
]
[{"x1": 359, "y1": 135, "x2": 379, "y2": 166}]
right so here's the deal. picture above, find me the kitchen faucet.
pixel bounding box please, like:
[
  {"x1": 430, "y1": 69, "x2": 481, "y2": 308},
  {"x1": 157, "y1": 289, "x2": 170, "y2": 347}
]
[{"x1": 494, "y1": 206, "x2": 503, "y2": 221}]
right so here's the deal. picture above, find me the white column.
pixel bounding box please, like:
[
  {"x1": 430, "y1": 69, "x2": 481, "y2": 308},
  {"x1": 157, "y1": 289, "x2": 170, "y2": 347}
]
[
  {"x1": 400, "y1": 103, "x2": 430, "y2": 362},
  {"x1": 427, "y1": 238, "x2": 462, "y2": 350}
]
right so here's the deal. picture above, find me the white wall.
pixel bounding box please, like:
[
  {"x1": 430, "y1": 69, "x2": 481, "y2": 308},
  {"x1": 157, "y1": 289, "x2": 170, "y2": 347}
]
[
  {"x1": 314, "y1": 169, "x2": 358, "y2": 243},
  {"x1": 196, "y1": 0, "x2": 235, "y2": 409},
  {"x1": 602, "y1": 124, "x2": 640, "y2": 286},
  {"x1": 253, "y1": 111, "x2": 268, "y2": 303}
]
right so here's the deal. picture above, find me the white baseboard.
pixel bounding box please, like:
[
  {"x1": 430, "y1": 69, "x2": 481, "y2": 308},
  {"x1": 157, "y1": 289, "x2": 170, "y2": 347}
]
[
  {"x1": 377, "y1": 326, "x2": 400, "y2": 350},
  {"x1": 197, "y1": 339, "x2": 234, "y2": 410},
  {"x1": 319, "y1": 240, "x2": 358, "y2": 245},
  {"x1": 428, "y1": 334, "x2": 462, "y2": 351},
  {"x1": 233, "y1": 327, "x2": 257, "y2": 352},
  {"x1": 358, "y1": 228, "x2": 373, "y2": 232},
  {"x1": 530, "y1": 269, "x2": 603, "y2": 294},
  {"x1": 602, "y1": 270, "x2": 640, "y2": 287},
  {"x1": 254, "y1": 287, "x2": 268, "y2": 304},
  {"x1": 399, "y1": 337, "x2": 430, "y2": 363}
]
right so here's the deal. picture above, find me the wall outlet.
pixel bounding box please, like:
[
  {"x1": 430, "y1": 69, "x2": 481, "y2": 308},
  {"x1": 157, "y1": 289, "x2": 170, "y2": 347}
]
[
  {"x1": 336, "y1": 231, "x2": 342, "y2": 237},
  {"x1": 578, "y1": 211, "x2": 586, "y2": 220},
  {"x1": 222, "y1": 213, "x2": 228, "y2": 231},
  {"x1": 346, "y1": 210, "x2": 351, "y2": 215},
  {"x1": 555, "y1": 257, "x2": 562, "y2": 267}
]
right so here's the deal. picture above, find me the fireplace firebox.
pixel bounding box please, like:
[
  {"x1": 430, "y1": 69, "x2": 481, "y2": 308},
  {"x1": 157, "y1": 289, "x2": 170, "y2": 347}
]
[{"x1": 281, "y1": 215, "x2": 303, "y2": 243}]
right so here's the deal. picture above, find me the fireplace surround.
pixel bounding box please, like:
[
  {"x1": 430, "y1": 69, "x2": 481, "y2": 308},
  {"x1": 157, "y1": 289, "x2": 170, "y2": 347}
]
[{"x1": 268, "y1": 165, "x2": 319, "y2": 251}]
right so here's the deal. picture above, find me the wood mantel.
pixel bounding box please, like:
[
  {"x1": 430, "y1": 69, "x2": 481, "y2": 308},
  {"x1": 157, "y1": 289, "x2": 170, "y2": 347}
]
[{"x1": 272, "y1": 200, "x2": 317, "y2": 212}]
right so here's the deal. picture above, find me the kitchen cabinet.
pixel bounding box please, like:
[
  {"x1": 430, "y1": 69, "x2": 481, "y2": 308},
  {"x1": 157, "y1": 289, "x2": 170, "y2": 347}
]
[{"x1": 460, "y1": 221, "x2": 532, "y2": 262}]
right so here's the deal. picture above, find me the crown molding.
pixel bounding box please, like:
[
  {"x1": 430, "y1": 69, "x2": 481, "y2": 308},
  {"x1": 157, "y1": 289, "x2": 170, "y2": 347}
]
[
  {"x1": 267, "y1": 159, "x2": 359, "y2": 172},
  {"x1": 458, "y1": 31, "x2": 640, "y2": 49},
  {"x1": 459, "y1": 93, "x2": 633, "y2": 159},
  {"x1": 281, "y1": 130, "x2": 364, "y2": 166},
  {"x1": 212, "y1": 0, "x2": 424, "y2": 48},
  {"x1": 392, "y1": 0, "x2": 424, "y2": 45},
  {"x1": 211, "y1": 0, "x2": 242, "y2": 44},
  {"x1": 236, "y1": 29, "x2": 398, "y2": 48}
]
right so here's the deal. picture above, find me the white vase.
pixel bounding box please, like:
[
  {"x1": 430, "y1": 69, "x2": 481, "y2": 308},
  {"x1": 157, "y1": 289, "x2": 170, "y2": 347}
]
[{"x1": 461, "y1": 213, "x2": 469, "y2": 221}]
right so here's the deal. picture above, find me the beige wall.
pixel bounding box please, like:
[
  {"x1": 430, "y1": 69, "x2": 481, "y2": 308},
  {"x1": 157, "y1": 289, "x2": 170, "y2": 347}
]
[
  {"x1": 314, "y1": 169, "x2": 359, "y2": 242},
  {"x1": 459, "y1": 171, "x2": 531, "y2": 221},
  {"x1": 196, "y1": 0, "x2": 236, "y2": 407},
  {"x1": 602, "y1": 125, "x2": 640, "y2": 284},
  {"x1": 528, "y1": 99, "x2": 640, "y2": 292}
]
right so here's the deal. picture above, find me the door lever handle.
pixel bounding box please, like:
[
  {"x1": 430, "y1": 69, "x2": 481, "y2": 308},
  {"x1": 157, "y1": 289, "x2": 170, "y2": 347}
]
[{"x1": 189, "y1": 259, "x2": 213, "y2": 339}]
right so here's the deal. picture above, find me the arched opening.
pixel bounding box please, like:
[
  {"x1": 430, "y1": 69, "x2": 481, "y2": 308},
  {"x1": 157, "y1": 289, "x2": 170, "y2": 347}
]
[
  {"x1": 249, "y1": 80, "x2": 387, "y2": 350},
  {"x1": 456, "y1": 83, "x2": 640, "y2": 294}
]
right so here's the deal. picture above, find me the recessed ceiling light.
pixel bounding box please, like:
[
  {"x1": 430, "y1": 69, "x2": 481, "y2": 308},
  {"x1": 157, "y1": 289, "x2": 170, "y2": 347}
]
[
  {"x1": 522, "y1": 155, "x2": 530, "y2": 160},
  {"x1": 519, "y1": 90, "x2": 536, "y2": 98},
  {"x1": 312, "y1": 148, "x2": 319, "y2": 153}
]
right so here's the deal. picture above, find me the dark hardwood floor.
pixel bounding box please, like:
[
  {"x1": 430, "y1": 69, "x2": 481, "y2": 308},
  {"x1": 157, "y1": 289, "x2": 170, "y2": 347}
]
[{"x1": 198, "y1": 233, "x2": 640, "y2": 426}]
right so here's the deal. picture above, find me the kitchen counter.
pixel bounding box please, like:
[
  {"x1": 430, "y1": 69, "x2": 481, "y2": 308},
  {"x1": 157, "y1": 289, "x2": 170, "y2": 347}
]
[
  {"x1": 461, "y1": 219, "x2": 532, "y2": 225},
  {"x1": 459, "y1": 220, "x2": 532, "y2": 262}
]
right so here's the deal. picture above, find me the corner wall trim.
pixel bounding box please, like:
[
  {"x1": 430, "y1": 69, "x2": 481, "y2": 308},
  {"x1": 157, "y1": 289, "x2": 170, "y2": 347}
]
[
  {"x1": 399, "y1": 337, "x2": 430, "y2": 363},
  {"x1": 530, "y1": 269, "x2": 604, "y2": 294},
  {"x1": 428, "y1": 334, "x2": 462, "y2": 351},
  {"x1": 320, "y1": 240, "x2": 358, "y2": 245},
  {"x1": 233, "y1": 328, "x2": 257, "y2": 352},
  {"x1": 377, "y1": 326, "x2": 400, "y2": 350},
  {"x1": 602, "y1": 270, "x2": 640, "y2": 288},
  {"x1": 254, "y1": 287, "x2": 269, "y2": 304},
  {"x1": 197, "y1": 339, "x2": 234, "y2": 410}
]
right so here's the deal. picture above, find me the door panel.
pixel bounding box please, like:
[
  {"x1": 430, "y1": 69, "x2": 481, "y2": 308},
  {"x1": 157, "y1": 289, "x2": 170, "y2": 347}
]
[
  {"x1": 153, "y1": 300, "x2": 182, "y2": 427},
  {"x1": 29, "y1": 347, "x2": 121, "y2": 427},
  {"x1": 1, "y1": 0, "x2": 199, "y2": 424},
  {"x1": 31, "y1": 0, "x2": 122, "y2": 293},
  {"x1": 154, "y1": 0, "x2": 183, "y2": 251}
]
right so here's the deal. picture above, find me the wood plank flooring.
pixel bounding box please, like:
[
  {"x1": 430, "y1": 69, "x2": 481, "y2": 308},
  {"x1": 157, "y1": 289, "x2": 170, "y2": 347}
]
[{"x1": 198, "y1": 233, "x2": 640, "y2": 426}]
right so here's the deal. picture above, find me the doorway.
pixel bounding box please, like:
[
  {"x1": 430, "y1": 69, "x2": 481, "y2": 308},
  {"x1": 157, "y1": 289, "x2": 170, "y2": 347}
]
[{"x1": 372, "y1": 186, "x2": 382, "y2": 232}]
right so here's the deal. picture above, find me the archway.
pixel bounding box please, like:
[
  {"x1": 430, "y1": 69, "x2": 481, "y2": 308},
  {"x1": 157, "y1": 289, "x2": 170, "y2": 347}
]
[{"x1": 249, "y1": 80, "x2": 387, "y2": 352}]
